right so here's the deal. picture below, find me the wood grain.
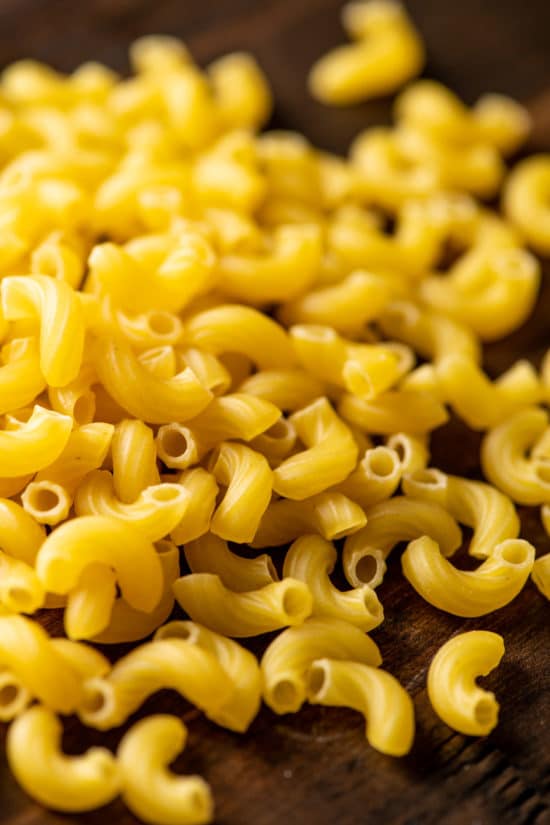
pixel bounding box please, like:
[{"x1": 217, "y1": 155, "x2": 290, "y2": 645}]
[{"x1": 0, "y1": 1, "x2": 549, "y2": 824}]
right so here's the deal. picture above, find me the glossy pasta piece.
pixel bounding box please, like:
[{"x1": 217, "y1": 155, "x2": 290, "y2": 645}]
[
  {"x1": 155, "y1": 620, "x2": 262, "y2": 733},
  {"x1": 0, "y1": 405, "x2": 73, "y2": 477},
  {"x1": 239, "y1": 369, "x2": 325, "y2": 412},
  {"x1": 308, "y1": 0, "x2": 425, "y2": 105},
  {"x1": 249, "y1": 416, "x2": 297, "y2": 464},
  {"x1": 403, "y1": 468, "x2": 520, "y2": 558},
  {"x1": 0, "y1": 615, "x2": 82, "y2": 713},
  {"x1": 503, "y1": 155, "x2": 550, "y2": 254},
  {"x1": 283, "y1": 535, "x2": 383, "y2": 631},
  {"x1": 261, "y1": 617, "x2": 381, "y2": 714},
  {"x1": 21, "y1": 480, "x2": 71, "y2": 526},
  {"x1": 111, "y1": 418, "x2": 160, "y2": 503},
  {"x1": 170, "y1": 467, "x2": 219, "y2": 545},
  {"x1": 93, "y1": 337, "x2": 213, "y2": 424},
  {"x1": 481, "y1": 407, "x2": 550, "y2": 505},
  {"x1": 0, "y1": 669, "x2": 32, "y2": 722},
  {"x1": 0, "y1": 337, "x2": 46, "y2": 415},
  {"x1": 7, "y1": 706, "x2": 121, "y2": 812},
  {"x1": 209, "y1": 51, "x2": 272, "y2": 130},
  {"x1": 209, "y1": 442, "x2": 272, "y2": 542},
  {"x1": 187, "y1": 393, "x2": 281, "y2": 447},
  {"x1": 75, "y1": 470, "x2": 189, "y2": 541},
  {"x1": 49, "y1": 638, "x2": 111, "y2": 680},
  {"x1": 79, "y1": 638, "x2": 233, "y2": 730},
  {"x1": 251, "y1": 491, "x2": 366, "y2": 547},
  {"x1": 185, "y1": 305, "x2": 296, "y2": 369},
  {"x1": 0, "y1": 497, "x2": 46, "y2": 565},
  {"x1": 402, "y1": 536, "x2": 534, "y2": 616},
  {"x1": 428, "y1": 631, "x2": 504, "y2": 735},
  {"x1": 337, "y1": 445, "x2": 402, "y2": 508},
  {"x1": 36, "y1": 515, "x2": 163, "y2": 612},
  {"x1": 1, "y1": 275, "x2": 85, "y2": 385},
  {"x1": 306, "y1": 659, "x2": 415, "y2": 756},
  {"x1": 338, "y1": 390, "x2": 448, "y2": 435},
  {"x1": 35, "y1": 422, "x2": 114, "y2": 493},
  {"x1": 386, "y1": 432, "x2": 429, "y2": 475},
  {"x1": 118, "y1": 715, "x2": 213, "y2": 825},
  {"x1": 343, "y1": 496, "x2": 462, "y2": 588},
  {"x1": 184, "y1": 533, "x2": 277, "y2": 592},
  {"x1": 531, "y1": 551, "x2": 550, "y2": 600},
  {"x1": 0, "y1": 551, "x2": 45, "y2": 613},
  {"x1": 273, "y1": 398, "x2": 358, "y2": 499},
  {"x1": 173, "y1": 574, "x2": 312, "y2": 637}
]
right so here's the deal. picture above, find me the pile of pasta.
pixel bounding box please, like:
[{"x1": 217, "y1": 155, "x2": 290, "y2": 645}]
[{"x1": 0, "y1": 2, "x2": 549, "y2": 822}]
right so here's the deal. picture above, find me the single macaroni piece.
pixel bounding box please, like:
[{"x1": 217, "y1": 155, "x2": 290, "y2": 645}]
[
  {"x1": 35, "y1": 421, "x2": 114, "y2": 493},
  {"x1": 173, "y1": 574, "x2": 313, "y2": 637},
  {"x1": 74, "y1": 470, "x2": 189, "y2": 541},
  {"x1": 112, "y1": 307, "x2": 184, "y2": 349},
  {"x1": 531, "y1": 551, "x2": 550, "y2": 600},
  {"x1": 0, "y1": 615, "x2": 82, "y2": 712},
  {"x1": 336, "y1": 445, "x2": 402, "y2": 508},
  {"x1": 402, "y1": 535, "x2": 535, "y2": 616},
  {"x1": 403, "y1": 468, "x2": 519, "y2": 558},
  {"x1": 0, "y1": 405, "x2": 73, "y2": 477},
  {"x1": 427, "y1": 631, "x2": 505, "y2": 735},
  {"x1": 239, "y1": 369, "x2": 325, "y2": 412},
  {"x1": 184, "y1": 533, "x2": 277, "y2": 592},
  {"x1": 0, "y1": 551, "x2": 45, "y2": 614},
  {"x1": 273, "y1": 397, "x2": 358, "y2": 499},
  {"x1": 306, "y1": 658, "x2": 415, "y2": 756},
  {"x1": 308, "y1": 1, "x2": 425, "y2": 105},
  {"x1": 79, "y1": 638, "x2": 233, "y2": 730},
  {"x1": 250, "y1": 417, "x2": 297, "y2": 464},
  {"x1": 1, "y1": 275, "x2": 85, "y2": 385},
  {"x1": 156, "y1": 423, "x2": 201, "y2": 469},
  {"x1": 290, "y1": 324, "x2": 403, "y2": 400},
  {"x1": 261, "y1": 617, "x2": 381, "y2": 714},
  {"x1": 343, "y1": 496, "x2": 462, "y2": 588},
  {"x1": 338, "y1": 390, "x2": 448, "y2": 435},
  {"x1": 178, "y1": 347, "x2": 231, "y2": 395},
  {"x1": 118, "y1": 715, "x2": 212, "y2": 825},
  {"x1": 386, "y1": 432, "x2": 429, "y2": 475},
  {"x1": 283, "y1": 535, "x2": 383, "y2": 631},
  {"x1": 7, "y1": 706, "x2": 120, "y2": 812},
  {"x1": 111, "y1": 418, "x2": 160, "y2": 503},
  {"x1": 185, "y1": 305, "x2": 296, "y2": 368},
  {"x1": 170, "y1": 467, "x2": 218, "y2": 545},
  {"x1": 504, "y1": 155, "x2": 550, "y2": 254},
  {"x1": 155, "y1": 621, "x2": 262, "y2": 732},
  {"x1": 47, "y1": 361, "x2": 96, "y2": 424},
  {"x1": 187, "y1": 393, "x2": 281, "y2": 448},
  {"x1": 208, "y1": 442, "x2": 272, "y2": 542},
  {"x1": 481, "y1": 407, "x2": 550, "y2": 505},
  {"x1": 0, "y1": 497, "x2": 46, "y2": 565},
  {"x1": 208, "y1": 51, "x2": 272, "y2": 130},
  {"x1": 21, "y1": 480, "x2": 72, "y2": 526},
  {"x1": 251, "y1": 491, "x2": 366, "y2": 547},
  {"x1": 93, "y1": 337, "x2": 213, "y2": 424},
  {"x1": 36, "y1": 515, "x2": 164, "y2": 613},
  {"x1": 278, "y1": 270, "x2": 393, "y2": 335},
  {"x1": 0, "y1": 337, "x2": 45, "y2": 415}
]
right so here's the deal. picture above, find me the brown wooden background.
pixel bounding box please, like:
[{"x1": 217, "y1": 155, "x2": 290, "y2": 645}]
[{"x1": 0, "y1": 1, "x2": 549, "y2": 823}]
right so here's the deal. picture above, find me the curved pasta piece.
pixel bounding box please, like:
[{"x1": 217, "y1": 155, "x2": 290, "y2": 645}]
[
  {"x1": 0, "y1": 337, "x2": 46, "y2": 415},
  {"x1": 36, "y1": 515, "x2": 163, "y2": 612},
  {"x1": 209, "y1": 51, "x2": 272, "y2": 130},
  {"x1": 283, "y1": 535, "x2": 383, "y2": 631},
  {"x1": 503, "y1": 155, "x2": 550, "y2": 254},
  {"x1": 178, "y1": 346, "x2": 231, "y2": 395},
  {"x1": 343, "y1": 496, "x2": 462, "y2": 588},
  {"x1": 75, "y1": 470, "x2": 189, "y2": 541},
  {"x1": 239, "y1": 368, "x2": 325, "y2": 412},
  {"x1": 93, "y1": 337, "x2": 212, "y2": 424},
  {"x1": 185, "y1": 305, "x2": 296, "y2": 369},
  {"x1": 49, "y1": 638, "x2": 111, "y2": 680},
  {"x1": 250, "y1": 416, "x2": 297, "y2": 464},
  {"x1": 338, "y1": 390, "x2": 448, "y2": 435},
  {"x1": 481, "y1": 407, "x2": 550, "y2": 505},
  {"x1": 337, "y1": 445, "x2": 402, "y2": 508},
  {"x1": 111, "y1": 418, "x2": 160, "y2": 503},
  {"x1": 261, "y1": 617, "x2": 381, "y2": 714},
  {"x1": 209, "y1": 442, "x2": 272, "y2": 542},
  {"x1": 170, "y1": 467, "x2": 218, "y2": 545},
  {"x1": 218, "y1": 224, "x2": 322, "y2": 303},
  {"x1": 0, "y1": 615, "x2": 82, "y2": 712},
  {"x1": 173, "y1": 573, "x2": 312, "y2": 637},
  {"x1": 0, "y1": 551, "x2": 45, "y2": 614},
  {"x1": 155, "y1": 620, "x2": 262, "y2": 733},
  {"x1": 532, "y1": 551, "x2": 550, "y2": 600},
  {"x1": 1, "y1": 275, "x2": 85, "y2": 385},
  {"x1": 308, "y1": 0, "x2": 424, "y2": 105},
  {"x1": 306, "y1": 659, "x2": 415, "y2": 756},
  {"x1": 386, "y1": 432, "x2": 429, "y2": 475},
  {"x1": 428, "y1": 631, "x2": 504, "y2": 735},
  {"x1": 79, "y1": 638, "x2": 233, "y2": 730},
  {"x1": 184, "y1": 533, "x2": 277, "y2": 592},
  {"x1": 0, "y1": 497, "x2": 46, "y2": 565},
  {"x1": 35, "y1": 421, "x2": 114, "y2": 493},
  {"x1": 7, "y1": 706, "x2": 120, "y2": 812},
  {"x1": 118, "y1": 715, "x2": 213, "y2": 825},
  {"x1": 48, "y1": 361, "x2": 96, "y2": 424},
  {"x1": 273, "y1": 397, "x2": 358, "y2": 500},
  {"x1": 0, "y1": 669, "x2": 32, "y2": 722},
  {"x1": 0, "y1": 405, "x2": 73, "y2": 477},
  {"x1": 187, "y1": 392, "x2": 281, "y2": 447},
  {"x1": 402, "y1": 536, "x2": 535, "y2": 616},
  {"x1": 251, "y1": 491, "x2": 366, "y2": 548}
]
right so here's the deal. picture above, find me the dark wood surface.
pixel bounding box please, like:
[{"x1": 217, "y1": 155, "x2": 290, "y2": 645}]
[{"x1": 0, "y1": 1, "x2": 549, "y2": 823}]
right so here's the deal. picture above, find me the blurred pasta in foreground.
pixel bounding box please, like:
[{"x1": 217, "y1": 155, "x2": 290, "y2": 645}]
[{"x1": 0, "y1": 0, "x2": 548, "y2": 822}]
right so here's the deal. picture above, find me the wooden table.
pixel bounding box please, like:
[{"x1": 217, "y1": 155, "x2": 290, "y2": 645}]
[{"x1": 0, "y1": 1, "x2": 549, "y2": 823}]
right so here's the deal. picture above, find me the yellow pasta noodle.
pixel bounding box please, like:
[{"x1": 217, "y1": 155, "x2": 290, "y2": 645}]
[
  {"x1": 0, "y1": 337, "x2": 46, "y2": 415},
  {"x1": 170, "y1": 467, "x2": 218, "y2": 545},
  {"x1": 184, "y1": 533, "x2": 277, "y2": 592},
  {"x1": 531, "y1": 551, "x2": 550, "y2": 600},
  {"x1": 0, "y1": 405, "x2": 73, "y2": 477},
  {"x1": 427, "y1": 631, "x2": 504, "y2": 736}
]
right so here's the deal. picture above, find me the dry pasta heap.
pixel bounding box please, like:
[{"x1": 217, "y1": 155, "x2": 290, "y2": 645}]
[{"x1": 0, "y1": 2, "x2": 549, "y2": 822}]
